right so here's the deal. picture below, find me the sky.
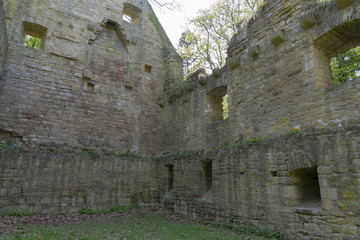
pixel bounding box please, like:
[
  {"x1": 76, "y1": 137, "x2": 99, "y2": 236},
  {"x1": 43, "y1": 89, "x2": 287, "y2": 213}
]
[{"x1": 152, "y1": 0, "x2": 218, "y2": 48}]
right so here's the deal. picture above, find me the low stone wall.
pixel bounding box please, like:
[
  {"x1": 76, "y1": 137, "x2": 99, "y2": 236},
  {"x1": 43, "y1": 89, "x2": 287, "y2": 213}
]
[
  {"x1": 0, "y1": 151, "x2": 156, "y2": 213},
  {"x1": 156, "y1": 127, "x2": 360, "y2": 239},
  {"x1": 0, "y1": 0, "x2": 7, "y2": 79}
]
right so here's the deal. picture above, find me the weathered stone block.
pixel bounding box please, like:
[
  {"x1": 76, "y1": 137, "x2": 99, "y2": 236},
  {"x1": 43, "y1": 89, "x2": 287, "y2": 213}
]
[
  {"x1": 321, "y1": 188, "x2": 337, "y2": 200},
  {"x1": 212, "y1": 68, "x2": 221, "y2": 78},
  {"x1": 228, "y1": 55, "x2": 240, "y2": 69},
  {"x1": 270, "y1": 30, "x2": 286, "y2": 46},
  {"x1": 300, "y1": 11, "x2": 317, "y2": 30},
  {"x1": 248, "y1": 45, "x2": 260, "y2": 58}
]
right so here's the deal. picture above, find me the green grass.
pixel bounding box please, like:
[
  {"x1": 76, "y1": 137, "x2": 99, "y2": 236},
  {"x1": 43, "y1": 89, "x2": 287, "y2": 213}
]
[{"x1": 1, "y1": 210, "x2": 279, "y2": 240}]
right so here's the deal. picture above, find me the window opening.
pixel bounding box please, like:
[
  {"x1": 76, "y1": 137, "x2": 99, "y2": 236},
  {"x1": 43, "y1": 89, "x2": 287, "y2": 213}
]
[
  {"x1": 222, "y1": 94, "x2": 228, "y2": 120},
  {"x1": 166, "y1": 164, "x2": 174, "y2": 192},
  {"x1": 202, "y1": 160, "x2": 212, "y2": 201},
  {"x1": 123, "y1": 14, "x2": 132, "y2": 23},
  {"x1": 145, "y1": 64, "x2": 152, "y2": 73},
  {"x1": 123, "y1": 3, "x2": 142, "y2": 26},
  {"x1": 87, "y1": 82, "x2": 95, "y2": 92},
  {"x1": 207, "y1": 86, "x2": 228, "y2": 122},
  {"x1": 291, "y1": 167, "x2": 321, "y2": 209},
  {"x1": 22, "y1": 22, "x2": 47, "y2": 49},
  {"x1": 330, "y1": 46, "x2": 360, "y2": 85}
]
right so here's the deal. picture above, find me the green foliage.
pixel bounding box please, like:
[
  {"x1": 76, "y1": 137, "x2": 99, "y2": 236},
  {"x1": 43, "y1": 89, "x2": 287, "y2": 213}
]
[
  {"x1": 0, "y1": 141, "x2": 26, "y2": 151},
  {"x1": 331, "y1": 46, "x2": 360, "y2": 85},
  {"x1": 8, "y1": 209, "x2": 36, "y2": 217},
  {"x1": 24, "y1": 35, "x2": 41, "y2": 49},
  {"x1": 178, "y1": 0, "x2": 263, "y2": 75},
  {"x1": 154, "y1": 149, "x2": 202, "y2": 160},
  {"x1": 79, "y1": 206, "x2": 98, "y2": 215},
  {"x1": 87, "y1": 149, "x2": 100, "y2": 159},
  {"x1": 284, "y1": 127, "x2": 302, "y2": 137},
  {"x1": 79, "y1": 204, "x2": 139, "y2": 215},
  {"x1": 4, "y1": 209, "x2": 282, "y2": 239},
  {"x1": 222, "y1": 94, "x2": 228, "y2": 119}
]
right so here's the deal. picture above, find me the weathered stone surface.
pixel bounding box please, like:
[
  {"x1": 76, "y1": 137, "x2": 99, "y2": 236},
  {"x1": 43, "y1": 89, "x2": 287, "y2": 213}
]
[
  {"x1": 157, "y1": 128, "x2": 360, "y2": 239},
  {"x1": 270, "y1": 30, "x2": 285, "y2": 46},
  {"x1": 300, "y1": 11, "x2": 317, "y2": 29},
  {"x1": 0, "y1": 0, "x2": 181, "y2": 155},
  {"x1": 0, "y1": 0, "x2": 7, "y2": 80},
  {"x1": 0, "y1": 150, "x2": 156, "y2": 213},
  {"x1": 248, "y1": 44, "x2": 260, "y2": 58},
  {"x1": 1, "y1": 0, "x2": 360, "y2": 239}
]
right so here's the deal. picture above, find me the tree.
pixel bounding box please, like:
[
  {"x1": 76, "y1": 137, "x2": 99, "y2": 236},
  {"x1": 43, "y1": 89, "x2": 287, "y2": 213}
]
[
  {"x1": 331, "y1": 46, "x2": 360, "y2": 85},
  {"x1": 178, "y1": 0, "x2": 263, "y2": 76},
  {"x1": 24, "y1": 35, "x2": 41, "y2": 49}
]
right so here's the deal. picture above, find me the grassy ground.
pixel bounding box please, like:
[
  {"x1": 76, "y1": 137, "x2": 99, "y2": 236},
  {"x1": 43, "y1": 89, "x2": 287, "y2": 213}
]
[{"x1": 0, "y1": 207, "x2": 285, "y2": 240}]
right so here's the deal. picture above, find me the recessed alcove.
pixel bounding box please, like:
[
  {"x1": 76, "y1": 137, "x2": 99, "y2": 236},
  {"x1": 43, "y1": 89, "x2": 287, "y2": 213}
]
[
  {"x1": 291, "y1": 167, "x2": 321, "y2": 209},
  {"x1": 207, "y1": 86, "x2": 228, "y2": 122},
  {"x1": 201, "y1": 160, "x2": 212, "y2": 201}
]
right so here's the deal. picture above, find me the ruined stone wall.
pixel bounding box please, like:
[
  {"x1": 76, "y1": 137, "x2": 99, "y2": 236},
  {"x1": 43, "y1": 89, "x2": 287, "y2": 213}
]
[
  {"x1": 0, "y1": 0, "x2": 181, "y2": 155},
  {"x1": 156, "y1": 127, "x2": 360, "y2": 239},
  {"x1": 0, "y1": 150, "x2": 156, "y2": 213},
  {"x1": 0, "y1": 0, "x2": 7, "y2": 79},
  {"x1": 161, "y1": 0, "x2": 360, "y2": 153}
]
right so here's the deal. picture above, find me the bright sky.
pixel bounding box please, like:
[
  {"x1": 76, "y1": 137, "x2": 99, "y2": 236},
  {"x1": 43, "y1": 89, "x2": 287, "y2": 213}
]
[{"x1": 152, "y1": 0, "x2": 218, "y2": 48}]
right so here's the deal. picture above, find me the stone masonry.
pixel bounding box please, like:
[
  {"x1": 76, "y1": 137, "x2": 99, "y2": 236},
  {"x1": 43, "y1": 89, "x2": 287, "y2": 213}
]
[
  {"x1": 0, "y1": 0, "x2": 182, "y2": 155},
  {"x1": 0, "y1": 0, "x2": 7, "y2": 80},
  {"x1": 1, "y1": 0, "x2": 360, "y2": 239}
]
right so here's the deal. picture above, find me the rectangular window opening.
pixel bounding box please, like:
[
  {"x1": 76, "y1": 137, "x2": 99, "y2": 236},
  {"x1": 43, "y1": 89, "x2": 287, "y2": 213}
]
[
  {"x1": 23, "y1": 22, "x2": 47, "y2": 50},
  {"x1": 166, "y1": 164, "x2": 174, "y2": 192},
  {"x1": 291, "y1": 167, "x2": 321, "y2": 209},
  {"x1": 87, "y1": 82, "x2": 95, "y2": 92},
  {"x1": 201, "y1": 160, "x2": 212, "y2": 201},
  {"x1": 207, "y1": 86, "x2": 228, "y2": 122},
  {"x1": 145, "y1": 64, "x2": 152, "y2": 73},
  {"x1": 123, "y1": 3, "x2": 142, "y2": 26}
]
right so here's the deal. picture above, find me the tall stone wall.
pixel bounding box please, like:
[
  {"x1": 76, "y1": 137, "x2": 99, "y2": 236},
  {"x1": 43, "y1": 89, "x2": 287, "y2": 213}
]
[
  {"x1": 156, "y1": 127, "x2": 360, "y2": 239},
  {"x1": 0, "y1": 0, "x2": 7, "y2": 80},
  {"x1": 0, "y1": 0, "x2": 181, "y2": 155},
  {"x1": 0, "y1": 150, "x2": 156, "y2": 213},
  {"x1": 160, "y1": 0, "x2": 360, "y2": 153}
]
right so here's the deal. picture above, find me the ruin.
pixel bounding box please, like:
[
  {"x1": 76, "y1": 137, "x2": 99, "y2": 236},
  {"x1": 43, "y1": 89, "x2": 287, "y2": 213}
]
[{"x1": 0, "y1": 0, "x2": 359, "y2": 238}]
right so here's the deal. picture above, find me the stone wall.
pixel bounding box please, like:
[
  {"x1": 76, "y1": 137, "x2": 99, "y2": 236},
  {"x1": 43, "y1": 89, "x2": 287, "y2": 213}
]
[
  {"x1": 1, "y1": 0, "x2": 360, "y2": 239},
  {"x1": 156, "y1": 126, "x2": 360, "y2": 239},
  {"x1": 160, "y1": 0, "x2": 360, "y2": 153},
  {"x1": 0, "y1": 0, "x2": 7, "y2": 80},
  {"x1": 0, "y1": 150, "x2": 156, "y2": 213},
  {"x1": 0, "y1": 0, "x2": 181, "y2": 155}
]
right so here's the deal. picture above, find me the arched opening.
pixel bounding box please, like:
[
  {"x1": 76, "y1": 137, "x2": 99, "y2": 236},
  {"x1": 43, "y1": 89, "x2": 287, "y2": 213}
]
[{"x1": 314, "y1": 19, "x2": 360, "y2": 86}]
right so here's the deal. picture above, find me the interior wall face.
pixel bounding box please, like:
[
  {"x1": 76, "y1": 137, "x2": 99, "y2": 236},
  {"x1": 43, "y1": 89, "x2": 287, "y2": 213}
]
[{"x1": 1, "y1": 0, "x2": 360, "y2": 239}]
